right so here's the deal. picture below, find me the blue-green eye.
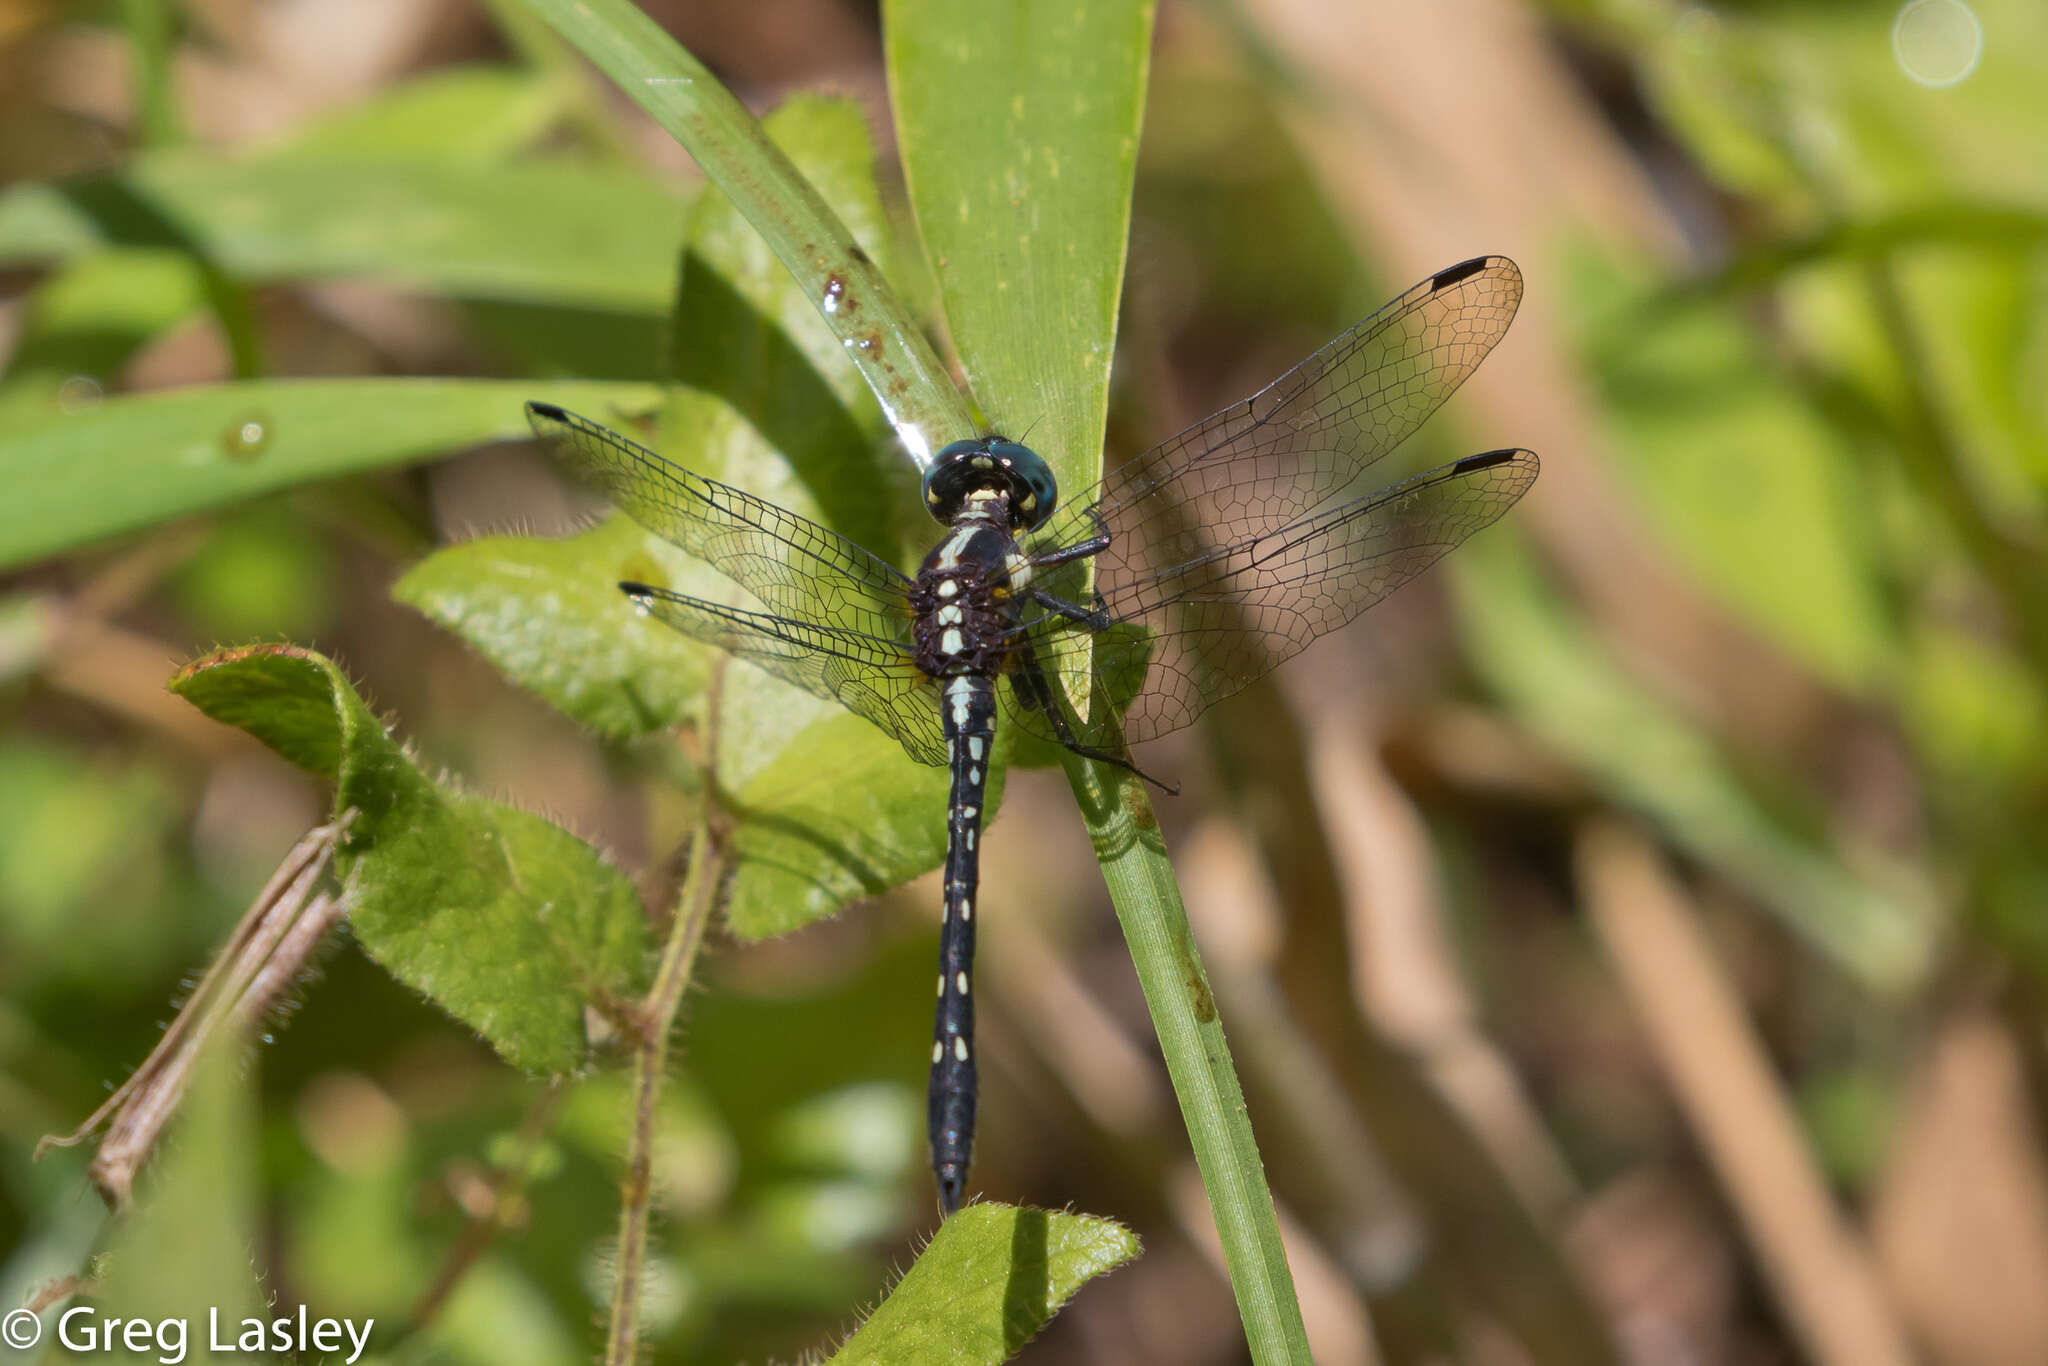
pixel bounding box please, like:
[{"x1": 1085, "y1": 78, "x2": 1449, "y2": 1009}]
[{"x1": 922, "y1": 437, "x2": 1058, "y2": 529}]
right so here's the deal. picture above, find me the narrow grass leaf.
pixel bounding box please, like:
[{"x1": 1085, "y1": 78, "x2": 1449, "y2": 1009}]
[
  {"x1": 514, "y1": 0, "x2": 977, "y2": 462},
  {"x1": 274, "y1": 65, "x2": 570, "y2": 161},
  {"x1": 0, "y1": 154, "x2": 684, "y2": 313},
  {"x1": 0, "y1": 378, "x2": 658, "y2": 570},
  {"x1": 885, "y1": 0, "x2": 1153, "y2": 496}
]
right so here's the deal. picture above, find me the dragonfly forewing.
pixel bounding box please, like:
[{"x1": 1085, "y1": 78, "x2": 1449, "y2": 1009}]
[
  {"x1": 528, "y1": 403, "x2": 919, "y2": 649},
  {"x1": 623, "y1": 584, "x2": 947, "y2": 766},
  {"x1": 1031, "y1": 255, "x2": 1523, "y2": 560}
]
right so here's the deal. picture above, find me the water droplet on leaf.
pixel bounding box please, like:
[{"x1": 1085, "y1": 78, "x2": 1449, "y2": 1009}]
[{"x1": 221, "y1": 413, "x2": 274, "y2": 460}]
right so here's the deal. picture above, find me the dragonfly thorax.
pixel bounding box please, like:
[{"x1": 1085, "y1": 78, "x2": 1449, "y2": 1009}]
[
  {"x1": 922, "y1": 436, "x2": 1057, "y2": 530},
  {"x1": 910, "y1": 521, "x2": 1027, "y2": 680}
]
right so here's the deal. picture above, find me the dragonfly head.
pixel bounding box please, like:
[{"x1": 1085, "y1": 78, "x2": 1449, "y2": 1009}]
[{"x1": 923, "y1": 437, "x2": 1057, "y2": 530}]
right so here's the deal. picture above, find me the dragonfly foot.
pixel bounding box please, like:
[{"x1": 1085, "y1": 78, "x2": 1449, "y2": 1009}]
[{"x1": 1062, "y1": 743, "x2": 1179, "y2": 796}]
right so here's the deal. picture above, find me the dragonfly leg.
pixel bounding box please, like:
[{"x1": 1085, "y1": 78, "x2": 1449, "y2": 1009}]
[
  {"x1": 1027, "y1": 588, "x2": 1113, "y2": 630},
  {"x1": 1011, "y1": 641, "x2": 1179, "y2": 795},
  {"x1": 1028, "y1": 514, "x2": 1111, "y2": 569}
]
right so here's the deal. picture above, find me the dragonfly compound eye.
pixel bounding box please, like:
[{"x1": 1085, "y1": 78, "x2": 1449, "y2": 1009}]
[{"x1": 923, "y1": 437, "x2": 1058, "y2": 530}]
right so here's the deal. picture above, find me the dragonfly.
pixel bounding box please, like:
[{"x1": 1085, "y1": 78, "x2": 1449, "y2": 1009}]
[{"x1": 528, "y1": 254, "x2": 1538, "y2": 1214}]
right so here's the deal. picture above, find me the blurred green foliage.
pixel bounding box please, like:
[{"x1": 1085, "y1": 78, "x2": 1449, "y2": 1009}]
[{"x1": 1, "y1": 0, "x2": 2045, "y2": 1363}]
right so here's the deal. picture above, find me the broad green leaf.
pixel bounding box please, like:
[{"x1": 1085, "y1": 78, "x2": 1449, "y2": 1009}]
[
  {"x1": 395, "y1": 516, "x2": 712, "y2": 741},
  {"x1": 886, "y1": 0, "x2": 1155, "y2": 498},
  {"x1": 273, "y1": 65, "x2": 568, "y2": 161},
  {"x1": 0, "y1": 154, "x2": 684, "y2": 312},
  {"x1": 827, "y1": 1204, "x2": 1137, "y2": 1365},
  {"x1": 1451, "y1": 531, "x2": 1933, "y2": 992},
  {"x1": 170, "y1": 644, "x2": 650, "y2": 1073},
  {"x1": 720, "y1": 709, "x2": 988, "y2": 940},
  {"x1": 82, "y1": 1045, "x2": 266, "y2": 1365},
  {"x1": 0, "y1": 378, "x2": 657, "y2": 570},
  {"x1": 515, "y1": 0, "x2": 977, "y2": 463}
]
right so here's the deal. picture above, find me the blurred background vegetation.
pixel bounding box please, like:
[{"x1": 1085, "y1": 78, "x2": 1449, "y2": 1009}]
[{"x1": 3, "y1": 0, "x2": 2046, "y2": 1363}]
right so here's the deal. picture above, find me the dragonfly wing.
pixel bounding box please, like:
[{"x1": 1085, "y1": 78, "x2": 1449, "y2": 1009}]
[
  {"x1": 624, "y1": 583, "x2": 946, "y2": 766},
  {"x1": 1035, "y1": 256, "x2": 1523, "y2": 558},
  {"x1": 1012, "y1": 257, "x2": 1529, "y2": 753},
  {"x1": 528, "y1": 403, "x2": 917, "y2": 646},
  {"x1": 1014, "y1": 449, "x2": 1538, "y2": 750}
]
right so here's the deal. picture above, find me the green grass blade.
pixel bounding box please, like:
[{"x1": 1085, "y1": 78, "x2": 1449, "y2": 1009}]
[
  {"x1": 885, "y1": 0, "x2": 1153, "y2": 494},
  {"x1": 514, "y1": 0, "x2": 977, "y2": 465},
  {"x1": 0, "y1": 249, "x2": 208, "y2": 429},
  {"x1": 118, "y1": 0, "x2": 182, "y2": 148},
  {"x1": 1062, "y1": 755, "x2": 1312, "y2": 1362},
  {"x1": 0, "y1": 378, "x2": 657, "y2": 570},
  {"x1": 0, "y1": 154, "x2": 687, "y2": 313},
  {"x1": 275, "y1": 65, "x2": 570, "y2": 161},
  {"x1": 666, "y1": 95, "x2": 914, "y2": 563}
]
